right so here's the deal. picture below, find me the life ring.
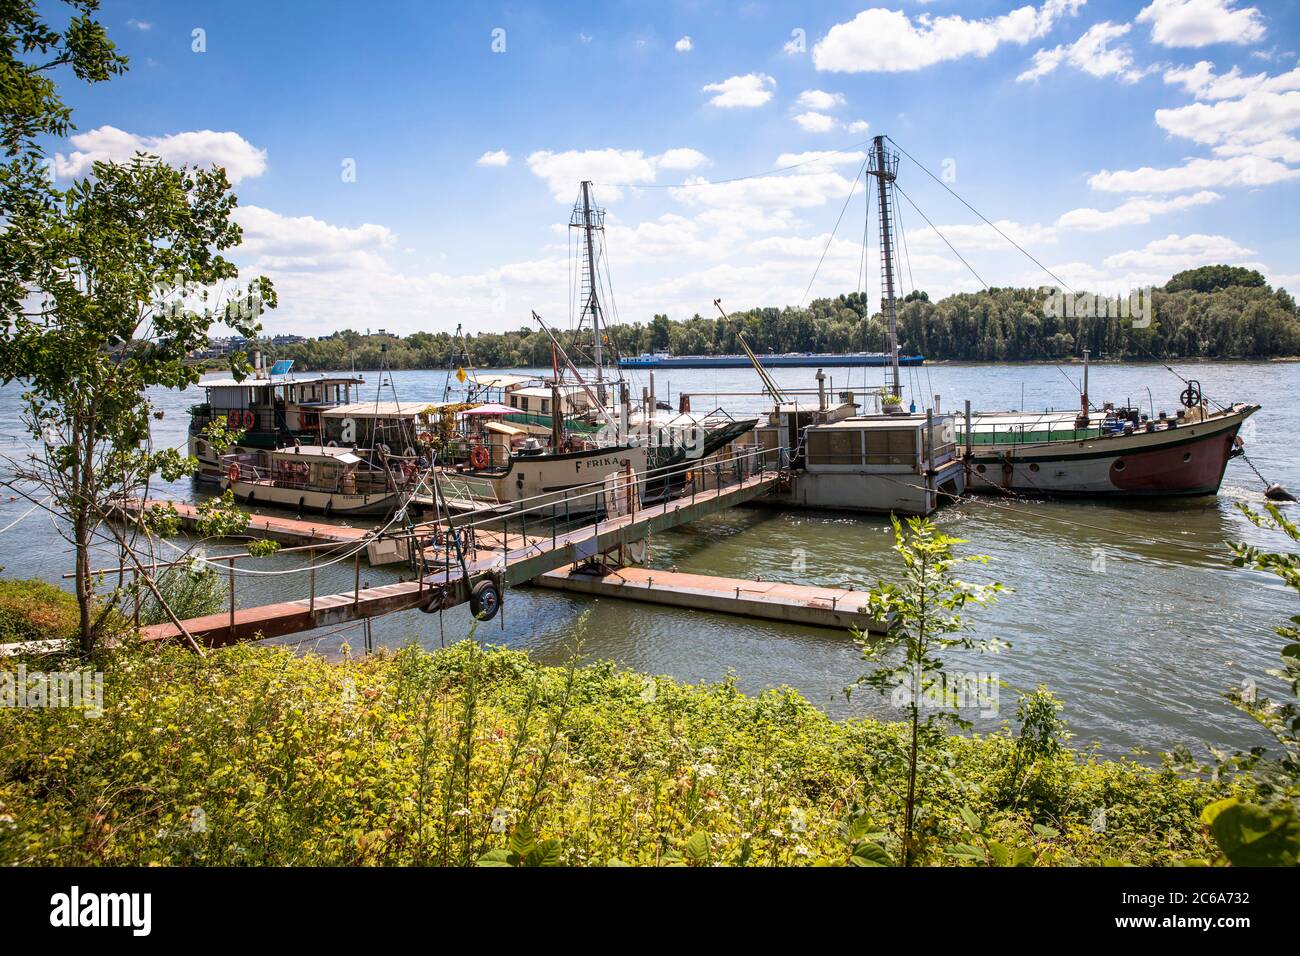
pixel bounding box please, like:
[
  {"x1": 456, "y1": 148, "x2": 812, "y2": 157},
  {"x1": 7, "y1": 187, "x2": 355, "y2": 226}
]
[
  {"x1": 404, "y1": 446, "x2": 416, "y2": 459},
  {"x1": 377, "y1": 443, "x2": 391, "y2": 457},
  {"x1": 327, "y1": 439, "x2": 338, "y2": 447},
  {"x1": 469, "y1": 444, "x2": 490, "y2": 469},
  {"x1": 227, "y1": 462, "x2": 241, "y2": 481},
  {"x1": 242, "y1": 409, "x2": 255, "y2": 430},
  {"x1": 401, "y1": 461, "x2": 417, "y2": 479},
  {"x1": 227, "y1": 410, "x2": 240, "y2": 429}
]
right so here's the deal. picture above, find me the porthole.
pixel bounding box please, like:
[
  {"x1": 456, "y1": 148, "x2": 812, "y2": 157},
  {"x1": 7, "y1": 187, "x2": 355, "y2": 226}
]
[
  {"x1": 976, "y1": 463, "x2": 986, "y2": 474},
  {"x1": 1182, "y1": 452, "x2": 1192, "y2": 463},
  {"x1": 1114, "y1": 459, "x2": 1126, "y2": 471},
  {"x1": 1029, "y1": 463, "x2": 1040, "y2": 472}
]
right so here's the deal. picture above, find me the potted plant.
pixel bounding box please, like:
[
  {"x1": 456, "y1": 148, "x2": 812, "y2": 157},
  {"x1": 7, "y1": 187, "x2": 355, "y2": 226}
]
[{"x1": 881, "y1": 391, "x2": 905, "y2": 415}]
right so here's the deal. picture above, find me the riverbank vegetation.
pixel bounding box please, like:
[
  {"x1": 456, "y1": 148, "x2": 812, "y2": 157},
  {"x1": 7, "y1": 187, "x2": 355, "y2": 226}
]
[
  {"x1": 269, "y1": 266, "x2": 1299, "y2": 371},
  {"x1": 0, "y1": 637, "x2": 1226, "y2": 866}
]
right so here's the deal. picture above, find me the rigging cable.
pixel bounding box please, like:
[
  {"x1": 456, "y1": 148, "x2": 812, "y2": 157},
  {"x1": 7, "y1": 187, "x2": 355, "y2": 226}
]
[{"x1": 800, "y1": 153, "x2": 872, "y2": 308}]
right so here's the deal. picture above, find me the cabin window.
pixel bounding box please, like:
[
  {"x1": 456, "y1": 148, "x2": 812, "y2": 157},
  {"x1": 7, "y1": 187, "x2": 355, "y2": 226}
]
[
  {"x1": 865, "y1": 429, "x2": 916, "y2": 465},
  {"x1": 808, "y1": 430, "x2": 862, "y2": 466},
  {"x1": 509, "y1": 396, "x2": 518, "y2": 408},
  {"x1": 541, "y1": 399, "x2": 550, "y2": 414}
]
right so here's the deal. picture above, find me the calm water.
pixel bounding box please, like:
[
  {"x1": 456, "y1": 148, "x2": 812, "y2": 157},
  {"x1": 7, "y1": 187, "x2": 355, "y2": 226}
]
[{"x1": 1, "y1": 360, "x2": 1297, "y2": 759}]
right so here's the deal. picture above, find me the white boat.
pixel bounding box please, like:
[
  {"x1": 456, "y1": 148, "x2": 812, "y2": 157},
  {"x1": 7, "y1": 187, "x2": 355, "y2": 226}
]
[
  {"x1": 220, "y1": 445, "x2": 409, "y2": 516},
  {"x1": 966, "y1": 399, "x2": 1258, "y2": 497}
]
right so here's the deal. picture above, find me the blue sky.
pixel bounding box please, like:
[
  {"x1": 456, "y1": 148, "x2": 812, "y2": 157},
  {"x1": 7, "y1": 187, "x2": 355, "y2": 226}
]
[{"x1": 43, "y1": 0, "x2": 1300, "y2": 336}]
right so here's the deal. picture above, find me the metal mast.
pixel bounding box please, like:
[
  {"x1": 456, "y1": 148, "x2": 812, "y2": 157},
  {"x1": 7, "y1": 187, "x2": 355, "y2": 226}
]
[
  {"x1": 868, "y1": 135, "x2": 902, "y2": 398},
  {"x1": 571, "y1": 180, "x2": 607, "y2": 403}
]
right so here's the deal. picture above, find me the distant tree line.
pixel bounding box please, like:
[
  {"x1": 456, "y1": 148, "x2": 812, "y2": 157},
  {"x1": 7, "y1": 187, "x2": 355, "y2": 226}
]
[{"x1": 265, "y1": 266, "x2": 1300, "y2": 371}]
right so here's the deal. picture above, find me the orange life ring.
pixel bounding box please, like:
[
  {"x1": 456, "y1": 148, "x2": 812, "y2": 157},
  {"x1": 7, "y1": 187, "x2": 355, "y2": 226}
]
[
  {"x1": 227, "y1": 462, "x2": 241, "y2": 482},
  {"x1": 242, "y1": 410, "x2": 255, "y2": 430},
  {"x1": 469, "y1": 444, "x2": 490, "y2": 469},
  {"x1": 227, "y1": 410, "x2": 239, "y2": 429}
]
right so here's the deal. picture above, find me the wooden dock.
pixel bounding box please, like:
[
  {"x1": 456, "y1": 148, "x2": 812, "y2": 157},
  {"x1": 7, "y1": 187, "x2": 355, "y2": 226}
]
[
  {"x1": 533, "y1": 566, "x2": 889, "y2": 633},
  {"x1": 119, "y1": 499, "x2": 371, "y2": 547},
  {"x1": 142, "y1": 469, "x2": 783, "y2": 647}
]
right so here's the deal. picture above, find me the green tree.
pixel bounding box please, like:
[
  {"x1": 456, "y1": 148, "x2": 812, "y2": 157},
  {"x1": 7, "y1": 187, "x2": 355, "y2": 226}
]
[
  {"x1": 0, "y1": 156, "x2": 274, "y2": 654},
  {"x1": 851, "y1": 517, "x2": 1005, "y2": 864},
  {"x1": 1, "y1": 1, "x2": 126, "y2": 322}
]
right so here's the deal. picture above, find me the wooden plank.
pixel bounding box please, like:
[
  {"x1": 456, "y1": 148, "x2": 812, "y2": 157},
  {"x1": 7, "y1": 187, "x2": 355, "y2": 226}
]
[{"x1": 533, "y1": 566, "x2": 889, "y2": 633}]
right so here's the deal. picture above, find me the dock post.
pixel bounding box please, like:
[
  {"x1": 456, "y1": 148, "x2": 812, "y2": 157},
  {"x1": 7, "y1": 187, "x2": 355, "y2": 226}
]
[
  {"x1": 227, "y1": 556, "x2": 235, "y2": 631},
  {"x1": 926, "y1": 408, "x2": 935, "y2": 510},
  {"x1": 308, "y1": 547, "x2": 316, "y2": 611},
  {"x1": 961, "y1": 400, "x2": 972, "y2": 463},
  {"x1": 354, "y1": 551, "x2": 360, "y2": 604}
]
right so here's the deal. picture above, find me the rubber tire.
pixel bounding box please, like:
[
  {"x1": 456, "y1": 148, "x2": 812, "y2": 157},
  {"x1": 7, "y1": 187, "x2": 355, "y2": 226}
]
[{"x1": 469, "y1": 578, "x2": 501, "y2": 621}]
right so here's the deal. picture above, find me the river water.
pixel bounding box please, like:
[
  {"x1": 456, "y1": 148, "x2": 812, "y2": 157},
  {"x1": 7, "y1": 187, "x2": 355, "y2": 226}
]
[{"x1": 1, "y1": 360, "x2": 1297, "y2": 759}]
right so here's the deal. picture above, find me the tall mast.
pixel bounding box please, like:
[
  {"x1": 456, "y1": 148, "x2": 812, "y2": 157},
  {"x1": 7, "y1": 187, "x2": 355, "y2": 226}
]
[
  {"x1": 868, "y1": 135, "x2": 902, "y2": 399},
  {"x1": 572, "y1": 180, "x2": 606, "y2": 402}
]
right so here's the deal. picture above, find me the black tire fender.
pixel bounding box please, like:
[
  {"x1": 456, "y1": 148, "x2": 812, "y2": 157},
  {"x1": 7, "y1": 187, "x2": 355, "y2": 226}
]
[{"x1": 469, "y1": 577, "x2": 501, "y2": 621}]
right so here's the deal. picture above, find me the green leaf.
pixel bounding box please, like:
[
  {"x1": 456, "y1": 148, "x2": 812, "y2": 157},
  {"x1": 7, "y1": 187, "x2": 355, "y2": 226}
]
[
  {"x1": 1199, "y1": 796, "x2": 1238, "y2": 827},
  {"x1": 958, "y1": 805, "x2": 982, "y2": 833},
  {"x1": 477, "y1": 847, "x2": 513, "y2": 867},
  {"x1": 508, "y1": 821, "x2": 536, "y2": 859},
  {"x1": 1210, "y1": 803, "x2": 1300, "y2": 867},
  {"x1": 683, "y1": 831, "x2": 710, "y2": 864},
  {"x1": 850, "y1": 842, "x2": 893, "y2": 866},
  {"x1": 527, "y1": 839, "x2": 563, "y2": 867}
]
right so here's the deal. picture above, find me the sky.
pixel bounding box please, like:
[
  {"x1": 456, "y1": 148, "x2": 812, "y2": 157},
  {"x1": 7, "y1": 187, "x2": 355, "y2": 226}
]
[{"x1": 41, "y1": 0, "x2": 1300, "y2": 338}]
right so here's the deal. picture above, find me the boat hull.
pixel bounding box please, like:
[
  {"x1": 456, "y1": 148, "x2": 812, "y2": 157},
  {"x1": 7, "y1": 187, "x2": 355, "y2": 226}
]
[
  {"x1": 967, "y1": 404, "x2": 1257, "y2": 497},
  {"x1": 223, "y1": 478, "x2": 399, "y2": 516}
]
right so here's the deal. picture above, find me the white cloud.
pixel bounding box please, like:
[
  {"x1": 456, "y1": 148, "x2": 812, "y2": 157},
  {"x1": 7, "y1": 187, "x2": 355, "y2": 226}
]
[
  {"x1": 812, "y1": 0, "x2": 1084, "y2": 73},
  {"x1": 1155, "y1": 89, "x2": 1300, "y2": 146},
  {"x1": 52, "y1": 126, "x2": 268, "y2": 183},
  {"x1": 476, "y1": 150, "x2": 510, "y2": 167},
  {"x1": 235, "y1": 206, "x2": 396, "y2": 273},
  {"x1": 796, "y1": 89, "x2": 845, "y2": 110},
  {"x1": 1213, "y1": 135, "x2": 1300, "y2": 162},
  {"x1": 1089, "y1": 154, "x2": 1300, "y2": 191},
  {"x1": 847, "y1": 120, "x2": 871, "y2": 134},
  {"x1": 675, "y1": 36, "x2": 693, "y2": 53},
  {"x1": 907, "y1": 219, "x2": 1059, "y2": 252},
  {"x1": 1164, "y1": 60, "x2": 1300, "y2": 100},
  {"x1": 702, "y1": 72, "x2": 776, "y2": 107},
  {"x1": 669, "y1": 170, "x2": 858, "y2": 213},
  {"x1": 793, "y1": 111, "x2": 838, "y2": 133},
  {"x1": 1136, "y1": 0, "x2": 1266, "y2": 49},
  {"x1": 127, "y1": 18, "x2": 151, "y2": 31},
  {"x1": 1102, "y1": 232, "x2": 1255, "y2": 271},
  {"x1": 655, "y1": 148, "x2": 710, "y2": 170},
  {"x1": 527, "y1": 148, "x2": 659, "y2": 200},
  {"x1": 1055, "y1": 190, "x2": 1222, "y2": 230},
  {"x1": 1016, "y1": 21, "x2": 1151, "y2": 84},
  {"x1": 525, "y1": 147, "x2": 711, "y2": 200}
]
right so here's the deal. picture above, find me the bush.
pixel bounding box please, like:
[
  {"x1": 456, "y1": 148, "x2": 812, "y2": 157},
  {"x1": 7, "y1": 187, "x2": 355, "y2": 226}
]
[
  {"x1": 0, "y1": 639, "x2": 1225, "y2": 866},
  {"x1": 0, "y1": 578, "x2": 79, "y2": 644}
]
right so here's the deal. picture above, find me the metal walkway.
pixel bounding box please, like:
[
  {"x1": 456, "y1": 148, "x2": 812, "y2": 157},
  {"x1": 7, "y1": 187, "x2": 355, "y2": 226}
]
[{"x1": 141, "y1": 450, "x2": 784, "y2": 647}]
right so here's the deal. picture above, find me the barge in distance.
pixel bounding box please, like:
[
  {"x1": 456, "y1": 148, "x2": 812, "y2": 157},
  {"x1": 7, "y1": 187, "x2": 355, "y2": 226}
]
[{"x1": 619, "y1": 351, "x2": 924, "y2": 369}]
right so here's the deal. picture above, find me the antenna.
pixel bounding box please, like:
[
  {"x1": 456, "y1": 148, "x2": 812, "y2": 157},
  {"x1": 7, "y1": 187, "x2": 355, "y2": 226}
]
[
  {"x1": 867, "y1": 135, "x2": 902, "y2": 398},
  {"x1": 571, "y1": 181, "x2": 607, "y2": 405}
]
